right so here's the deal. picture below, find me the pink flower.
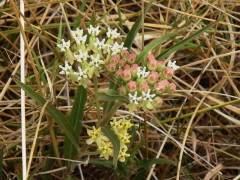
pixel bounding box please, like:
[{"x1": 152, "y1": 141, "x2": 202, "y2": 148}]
[
  {"x1": 124, "y1": 64, "x2": 131, "y2": 70},
  {"x1": 139, "y1": 82, "x2": 149, "y2": 92},
  {"x1": 122, "y1": 69, "x2": 131, "y2": 81},
  {"x1": 147, "y1": 59, "x2": 157, "y2": 71},
  {"x1": 127, "y1": 81, "x2": 137, "y2": 92},
  {"x1": 156, "y1": 61, "x2": 166, "y2": 71},
  {"x1": 119, "y1": 58, "x2": 126, "y2": 67},
  {"x1": 147, "y1": 71, "x2": 159, "y2": 84},
  {"x1": 118, "y1": 86, "x2": 127, "y2": 95},
  {"x1": 130, "y1": 64, "x2": 138, "y2": 77},
  {"x1": 147, "y1": 54, "x2": 155, "y2": 61},
  {"x1": 107, "y1": 63, "x2": 116, "y2": 72},
  {"x1": 127, "y1": 53, "x2": 137, "y2": 64},
  {"x1": 121, "y1": 50, "x2": 129, "y2": 58},
  {"x1": 164, "y1": 67, "x2": 174, "y2": 78},
  {"x1": 152, "y1": 97, "x2": 163, "y2": 107},
  {"x1": 155, "y1": 79, "x2": 169, "y2": 93},
  {"x1": 168, "y1": 83, "x2": 176, "y2": 92},
  {"x1": 114, "y1": 69, "x2": 123, "y2": 79},
  {"x1": 111, "y1": 54, "x2": 120, "y2": 64}
]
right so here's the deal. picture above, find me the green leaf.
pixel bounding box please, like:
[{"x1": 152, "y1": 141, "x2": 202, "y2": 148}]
[
  {"x1": 124, "y1": 0, "x2": 154, "y2": 49},
  {"x1": 89, "y1": 159, "x2": 113, "y2": 168},
  {"x1": 157, "y1": 17, "x2": 222, "y2": 60},
  {"x1": 102, "y1": 126, "x2": 120, "y2": 168},
  {"x1": 135, "y1": 27, "x2": 187, "y2": 64},
  {"x1": 63, "y1": 86, "x2": 87, "y2": 161},
  {"x1": 137, "y1": 158, "x2": 175, "y2": 169},
  {"x1": 14, "y1": 79, "x2": 79, "y2": 150},
  {"x1": 99, "y1": 89, "x2": 128, "y2": 102}
]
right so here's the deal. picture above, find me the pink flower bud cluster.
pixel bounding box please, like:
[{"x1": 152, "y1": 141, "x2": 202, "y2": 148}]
[{"x1": 105, "y1": 52, "x2": 178, "y2": 112}]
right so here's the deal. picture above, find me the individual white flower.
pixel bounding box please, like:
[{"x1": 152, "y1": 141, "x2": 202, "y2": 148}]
[
  {"x1": 89, "y1": 55, "x2": 104, "y2": 68},
  {"x1": 167, "y1": 60, "x2": 179, "y2": 70},
  {"x1": 59, "y1": 62, "x2": 72, "y2": 75},
  {"x1": 94, "y1": 38, "x2": 106, "y2": 49},
  {"x1": 74, "y1": 51, "x2": 89, "y2": 62},
  {"x1": 87, "y1": 25, "x2": 101, "y2": 36},
  {"x1": 111, "y1": 42, "x2": 126, "y2": 54},
  {"x1": 74, "y1": 67, "x2": 88, "y2": 80},
  {"x1": 71, "y1": 28, "x2": 87, "y2": 44},
  {"x1": 57, "y1": 39, "x2": 70, "y2": 52},
  {"x1": 137, "y1": 67, "x2": 150, "y2": 78},
  {"x1": 128, "y1": 92, "x2": 142, "y2": 105},
  {"x1": 106, "y1": 28, "x2": 120, "y2": 39},
  {"x1": 142, "y1": 89, "x2": 156, "y2": 102}
]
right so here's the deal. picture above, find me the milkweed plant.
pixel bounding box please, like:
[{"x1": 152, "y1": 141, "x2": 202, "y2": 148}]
[{"x1": 57, "y1": 25, "x2": 179, "y2": 163}]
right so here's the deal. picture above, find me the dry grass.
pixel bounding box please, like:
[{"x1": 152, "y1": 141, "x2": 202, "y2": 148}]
[{"x1": 0, "y1": 0, "x2": 240, "y2": 179}]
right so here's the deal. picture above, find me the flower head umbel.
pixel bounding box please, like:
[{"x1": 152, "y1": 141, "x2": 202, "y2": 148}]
[
  {"x1": 118, "y1": 145, "x2": 130, "y2": 162},
  {"x1": 142, "y1": 89, "x2": 156, "y2": 102},
  {"x1": 137, "y1": 67, "x2": 150, "y2": 78},
  {"x1": 167, "y1": 60, "x2": 179, "y2": 70},
  {"x1": 98, "y1": 141, "x2": 113, "y2": 160},
  {"x1": 129, "y1": 92, "x2": 142, "y2": 105},
  {"x1": 89, "y1": 55, "x2": 104, "y2": 68},
  {"x1": 87, "y1": 25, "x2": 101, "y2": 36},
  {"x1": 71, "y1": 28, "x2": 87, "y2": 45},
  {"x1": 74, "y1": 51, "x2": 89, "y2": 62},
  {"x1": 107, "y1": 28, "x2": 120, "y2": 39},
  {"x1": 57, "y1": 39, "x2": 70, "y2": 52},
  {"x1": 86, "y1": 126, "x2": 109, "y2": 145},
  {"x1": 59, "y1": 62, "x2": 72, "y2": 75}
]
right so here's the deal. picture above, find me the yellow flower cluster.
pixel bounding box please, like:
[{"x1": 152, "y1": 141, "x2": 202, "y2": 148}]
[{"x1": 86, "y1": 118, "x2": 133, "y2": 162}]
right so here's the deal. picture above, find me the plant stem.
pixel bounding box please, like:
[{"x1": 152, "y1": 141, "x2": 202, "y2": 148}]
[
  {"x1": 93, "y1": 75, "x2": 101, "y2": 124},
  {"x1": 99, "y1": 101, "x2": 122, "y2": 126}
]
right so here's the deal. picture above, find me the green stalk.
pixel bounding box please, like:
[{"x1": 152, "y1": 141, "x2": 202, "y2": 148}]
[
  {"x1": 99, "y1": 101, "x2": 122, "y2": 126},
  {"x1": 93, "y1": 75, "x2": 101, "y2": 124}
]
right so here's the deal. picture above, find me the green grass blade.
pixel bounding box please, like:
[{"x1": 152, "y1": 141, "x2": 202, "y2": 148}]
[
  {"x1": 123, "y1": 0, "x2": 154, "y2": 49},
  {"x1": 64, "y1": 86, "x2": 87, "y2": 160},
  {"x1": 157, "y1": 17, "x2": 221, "y2": 60},
  {"x1": 102, "y1": 126, "x2": 120, "y2": 168},
  {"x1": 135, "y1": 27, "x2": 187, "y2": 64},
  {"x1": 73, "y1": 0, "x2": 86, "y2": 29},
  {"x1": 14, "y1": 79, "x2": 79, "y2": 150}
]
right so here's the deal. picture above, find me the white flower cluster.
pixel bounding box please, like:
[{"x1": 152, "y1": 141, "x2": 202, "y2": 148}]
[
  {"x1": 128, "y1": 92, "x2": 142, "y2": 105},
  {"x1": 57, "y1": 39, "x2": 70, "y2": 52},
  {"x1": 128, "y1": 89, "x2": 156, "y2": 105},
  {"x1": 142, "y1": 89, "x2": 156, "y2": 102},
  {"x1": 167, "y1": 60, "x2": 179, "y2": 70},
  {"x1": 57, "y1": 25, "x2": 126, "y2": 87},
  {"x1": 137, "y1": 67, "x2": 150, "y2": 78}
]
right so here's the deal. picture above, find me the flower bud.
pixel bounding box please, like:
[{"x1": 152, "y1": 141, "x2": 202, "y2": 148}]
[
  {"x1": 147, "y1": 54, "x2": 155, "y2": 61},
  {"x1": 127, "y1": 53, "x2": 137, "y2": 64},
  {"x1": 124, "y1": 64, "x2": 131, "y2": 70},
  {"x1": 107, "y1": 63, "x2": 116, "y2": 72},
  {"x1": 164, "y1": 67, "x2": 174, "y2": 79},
  {"x1": 152, "y1": 97, "x2": 163, "y2": 108},
  {"x1": 168, "y1": 83, "x2": 176, "y2": 93},
  {"x1": 127, "y1": 81, "x2": 137, "y2": 92},
  {"x1": 147, "y1": 71, "x2": 158, "y2": 84},
  {"x1": 114, "y1": 69, "x2": 123, "y2": 79},
  {"x1": 155, "y1": 79, "x2": 169, "y2": 93},
  {"x1": 147, "y1": 59, "x2": 158, "y2": 71},
  {"x1": 118, "y1": 86, "x2": 127, "y2": 95},
  {"x1": 156, "y1": 61, "x2": 166, "y2": 72},
  {"x1": 131, "y1": 64, "x2": 138, "y2": 78},
  {"x1": 121, "y1": 50, "x2": 129, "y2": 58},
  {"x1": 111, "y1": 54, "x2": 120, "y2": 64},
  {"x1": 119, "y1": 58, "x2": 126, "y2": 67},
  {"x1": 139, "y1": 82, "x2": 149, "y2": 92},
  {"x1": 122, "y1": 69, "x2": 131, "y2": 81}
]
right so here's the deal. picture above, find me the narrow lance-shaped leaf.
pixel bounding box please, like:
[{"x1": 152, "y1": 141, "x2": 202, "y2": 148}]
[
  {"x1": 14, "y1": 79, "x2": 79, "y2": 150},
  {"x1": 124, "y1": 0, "x2": 154, "y2": 49},
  {"x1": 135, "y1": 27, "x2": 188, "y2": 64},
  {"x1": 64, "y1": 86, "x2": 87, "y2": 160},
  {"x1": 102, "y1": 126, "x2": 120, "y2": 168},
  {"x1": 157, "y1": 17, "x2": 222, "y2": 60}
]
